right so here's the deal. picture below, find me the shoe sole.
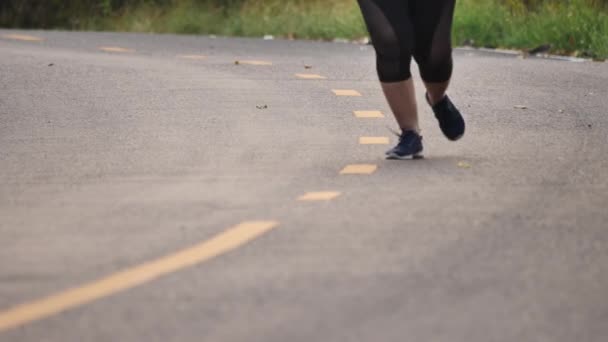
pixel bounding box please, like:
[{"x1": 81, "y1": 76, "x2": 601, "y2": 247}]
[
  {"x1": 386, "y1": 152, "x2": 424, "y2": 160},
  {"x1": 447, "y1": 133, "x2": 464, "y2": 141}
]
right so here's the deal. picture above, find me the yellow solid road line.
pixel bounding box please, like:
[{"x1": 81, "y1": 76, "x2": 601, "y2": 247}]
[
  {"x1": 98, "y1": 46, "x2": 135, "y2": 53},
  {"x1": 1, "y1": 34, "x2": 43, "y2": 42},
  {"x1": 295, "y1": 73, "x2": 326, "y2": 80},
  {"x1": 340, "y1": 164, "x2": 377, "y2": 175},
  {"x1": 297, "y1": 192, "x2": 341, "y2": 201},
  {"x1": 354, "y1": 110, "x2": 385, "y2": 118},
  {"x1": 236, "y1": 60, "x2": 273, "y2": 66},
  {"x1": 359, "y1": 137, "x2": 390, "y2": 145},
  {"x1": 0, "y1": 221, "x2": 279, "y2": 332},
  {"x1": 177, "y1": 54, "x2": 207, "y2": 60},
  {"x1": 332, "y1": 89, "x2": 362, "y2": 96}
]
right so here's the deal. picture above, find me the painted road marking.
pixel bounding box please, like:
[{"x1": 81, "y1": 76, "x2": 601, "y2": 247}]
[
  {"x1": 332, "y1": 89, "x2": 362, "y2": 96},
  {"x1": 298, "y1": 191, "x2": 341, "y2": 201},
  {"x1": 295, "y1": 73, "x2": 326, "y2": 80},
  {"x1": 98, "y1": 46, "x2": 135, "y2": 53},
  {"x1": 0, "y1": 221, "x2": 279, "y2": 332},
  {"x1": 354, "y1": 110, "x2": 385, "y2": 118},
  {"x1": 177, "y1": 54, "x2": 207, "y2": 60},
  {"x1": 1, "y1": 34, "x2": 43, "y2": 42},
  {"x1": 340, "y1": 164, "x2": 377, "y2": 175},
  {"x1": 236, "y1": 60, "x2": 273, "y2": 66},
  {"x1": 359, "y1": 137, "x2": 390, "y2": 145}
]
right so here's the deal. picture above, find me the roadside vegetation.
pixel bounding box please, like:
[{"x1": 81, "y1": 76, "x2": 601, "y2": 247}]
[{"x1": 1, "y1": 0, "x2": 607, "y2": 58}]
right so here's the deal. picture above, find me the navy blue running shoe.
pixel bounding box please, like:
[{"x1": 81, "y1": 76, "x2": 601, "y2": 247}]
[
  {"x1": 386, "y1": 130, "x2": 424, "y2": 160},
  {"x1": 427, "y1": 93, "x2": 465, "y2": 141}
]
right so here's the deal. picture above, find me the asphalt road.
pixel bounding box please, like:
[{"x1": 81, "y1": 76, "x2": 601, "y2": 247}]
[{"x1": 1, "y1": 29, "x2": 607, "y2": 342}]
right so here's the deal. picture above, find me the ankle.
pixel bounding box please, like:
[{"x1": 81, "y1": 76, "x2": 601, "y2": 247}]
[
  {"x1": 400, "y1": 127, "x2": 420, "y2": 135},
  {"x1": 426, "y1": 92, "x2": 446, "y2": 106}
]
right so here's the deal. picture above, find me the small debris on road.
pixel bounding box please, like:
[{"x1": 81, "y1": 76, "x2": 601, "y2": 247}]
[
  {"x1": 304, "y1": 65, "x2": 312, "y2": 69},
  {"x1": 256, "y1": 105, "x2": 268, "y2": 110},
  {"x1": 457, "y1": 161, "x2": 472, "y2": 169},
  {"x1": 514, "y1": 105, "x2": 528, "y2": 110},
  {"x1": 48, "y1": 63, "x2": 54, "y2": 67},
  {"x1": 528, "y1": 44, "x2": 552, "y2": 55},
  {"x1": 462, "y1": 38, "x2": 475, "y2": 47},
  {"x1": 355, "y1": 37, "x2": 370, "y2": 45},
  {"x1": 263, "y1": 35, "x2": 274, "y2": 40},
  {"x1": 234, "y1": 60, "x2": 240, "y2": 65}
]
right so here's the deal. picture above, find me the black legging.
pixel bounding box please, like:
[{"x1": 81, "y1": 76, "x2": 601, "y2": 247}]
[{"x1": 357, "y1": 0, "x2": 456, "y2": 83}]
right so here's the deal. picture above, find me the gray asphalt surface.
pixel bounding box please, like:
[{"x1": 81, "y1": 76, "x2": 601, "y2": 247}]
[{"x1": 1, "y1": 29, "x2": 608, "y2": 342}]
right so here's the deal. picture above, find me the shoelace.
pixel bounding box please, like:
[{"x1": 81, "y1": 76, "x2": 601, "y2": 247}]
[
  {"x1": 386, "y1": 127, "x2": 422, "y2": 150},
  {"x1": 387, "y1": 126, "x2": 421, "y2": 141},
  {"x1": 387, "y1": 126, "x2": 401, "y2": 138}
]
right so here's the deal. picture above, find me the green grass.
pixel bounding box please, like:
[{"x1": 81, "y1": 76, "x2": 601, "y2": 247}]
[
  {"x1": 5, "y1": 0, "x2": 608, "y2": 59},
  {"x1": 453, "y1": 0, "x2": 608, "y2": 58},
  {"x1": 87, "y1": 0, "x2": 368, "y2": 41}
]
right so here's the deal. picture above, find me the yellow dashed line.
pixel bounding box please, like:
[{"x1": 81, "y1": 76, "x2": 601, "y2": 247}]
[
  {"x1": 359, "y1": 137, "x2": 390, "y2": 145},
  {"x1": 98, "y1": 46, "x2": 135, "y2": 53},
  {"x1": 297, "y1": 191, "x2": 341, "y2": 201},
  {"x1": 332, "y1": 89, "x2": 362, "y2": 96},
  {"x1": 177, "y1": 54, "x2": 207, "y2": 60},
  {"x1": 237, "y1": 60, "x2": 273, "y2": 66},
  {"x1": 340, "y1": 164, "x2": 377, "y2": 175},
  {"x1": 0, "y1": 221, "x2": 279, "y2": 332},
  {"x1": 354, "y1": 110, "x2": 385, "y2": 118},
  {"x1": 1, "y1": 34, "x2": 43, "y2": 42},
  {"x1": 295, "y1": 73, "x2": 326, "y2": 80}
]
